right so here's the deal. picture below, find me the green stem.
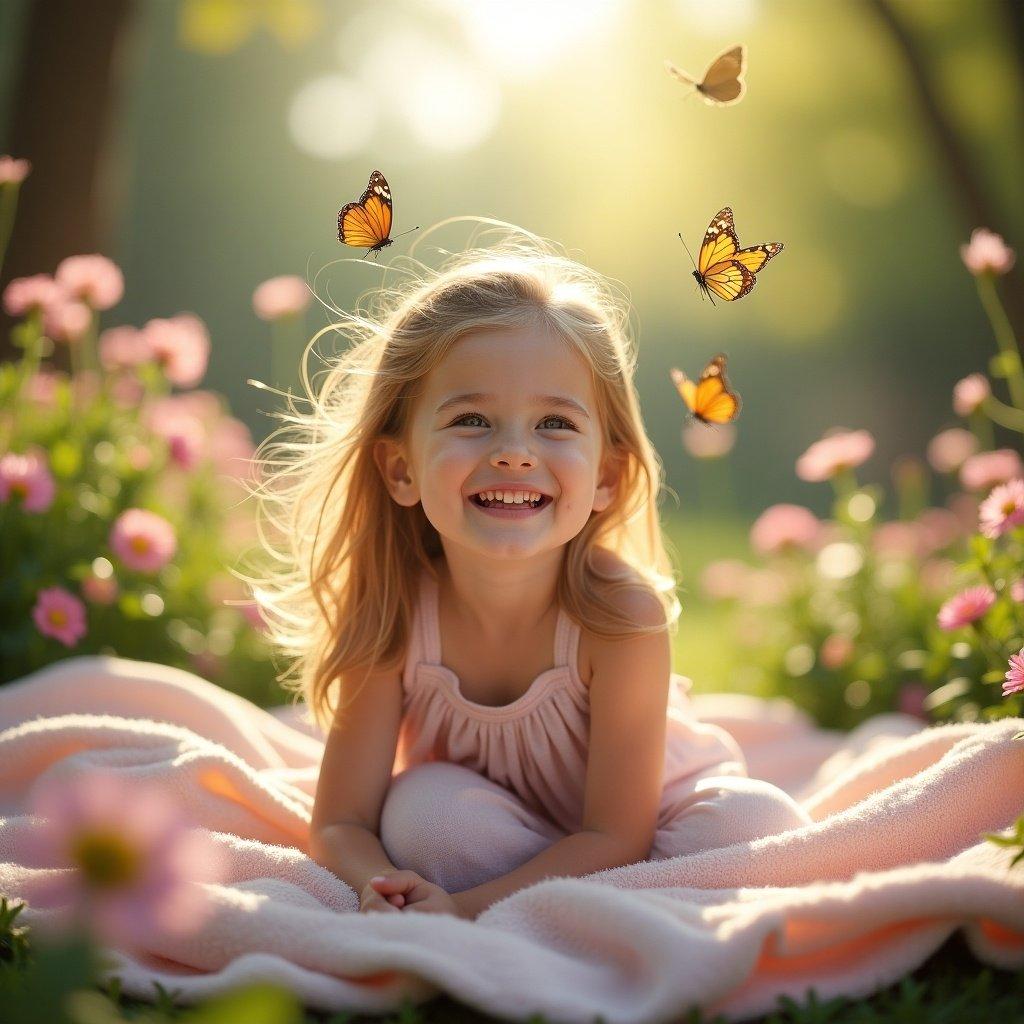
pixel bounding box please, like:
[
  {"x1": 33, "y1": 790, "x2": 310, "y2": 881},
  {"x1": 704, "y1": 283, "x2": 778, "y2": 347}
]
[
  {"x1": 976, "y1": 274, "x2": 1024, "y2": 410},
  {"x1": 969, "y1": 406, "x2": 996, "y2": 448},
  {"x1": 971, "y1": 617, "x2": 1006, "y2": 670},
  {"x1": 0, "y1": 311, "x2": 44, "y2": 452},
  {"x1": 980, "y1": 394, "x2": 1024, "y2": 434},
  {"x1": 0, "y1": 183, "x2": 20, "y2": 278}
]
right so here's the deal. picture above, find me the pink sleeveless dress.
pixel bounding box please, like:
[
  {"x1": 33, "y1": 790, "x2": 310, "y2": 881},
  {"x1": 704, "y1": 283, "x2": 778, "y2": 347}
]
[{"x1": 394, "y1": 568, "x2": 746, "y2": 834}]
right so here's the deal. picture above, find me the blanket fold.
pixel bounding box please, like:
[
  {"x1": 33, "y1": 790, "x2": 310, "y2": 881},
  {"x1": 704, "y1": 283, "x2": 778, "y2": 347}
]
[{"x1": 1, "y1": 655, "x2": 1021, "y2": 1024}]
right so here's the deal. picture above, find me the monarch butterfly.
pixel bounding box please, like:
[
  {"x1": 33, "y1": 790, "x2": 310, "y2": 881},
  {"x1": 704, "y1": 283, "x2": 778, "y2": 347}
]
[
  {"x1": 665, "y1": 44, "x2": 746, "y2": 106},
  {"x1": 337, "y1": 170, "x2": 417, "y2": 258},
  {"x1": 681, "y1": 207, "x2": 783, "y2": 305},
  {"x1": 670, "y1": 354, "x2": 741, "y2": 425}
]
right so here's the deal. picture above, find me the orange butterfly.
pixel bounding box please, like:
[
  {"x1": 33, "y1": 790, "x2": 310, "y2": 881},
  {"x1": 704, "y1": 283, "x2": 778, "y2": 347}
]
[
  {"x1": 670, "y1": 354, "x2": 741, "y2": 425},
  {"x1": 665, "y1": 44, "x2": 747, "y2": 106},
  {"x1": 681, "y1": 207, "x2": 783, "y2": 305},
  {"x1": 337, "y1": 170, "x2": 417, "y2": 258}
]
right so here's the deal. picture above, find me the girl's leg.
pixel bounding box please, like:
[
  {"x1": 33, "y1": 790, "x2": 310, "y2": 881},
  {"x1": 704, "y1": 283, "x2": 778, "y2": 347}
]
[
  {"x1": 379, "y1": 761, "x2": 565, "y2": 892},
  {"x1": 650, "y1": 774, "x2": 813, "y2": 860}
]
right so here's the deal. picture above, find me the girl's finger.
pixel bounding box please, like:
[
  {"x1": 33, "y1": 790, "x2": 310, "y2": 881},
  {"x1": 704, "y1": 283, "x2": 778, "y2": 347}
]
[{"x1": 387, "y1": 893, "x2": 405, "y2": 907}]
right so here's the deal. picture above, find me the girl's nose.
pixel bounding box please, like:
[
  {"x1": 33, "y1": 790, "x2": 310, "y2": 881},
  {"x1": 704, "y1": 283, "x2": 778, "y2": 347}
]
[{"x1": 490, "y1": 445, "x2": 535, "y2": 469}]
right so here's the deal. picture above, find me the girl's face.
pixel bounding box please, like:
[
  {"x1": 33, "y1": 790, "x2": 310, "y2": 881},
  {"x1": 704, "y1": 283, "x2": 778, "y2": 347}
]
[{"x1": 377, "y1": 325, "x2": 618, "y2": 563}]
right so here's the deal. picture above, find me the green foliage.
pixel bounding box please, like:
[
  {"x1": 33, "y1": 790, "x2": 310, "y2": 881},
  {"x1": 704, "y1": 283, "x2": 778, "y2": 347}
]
[{"x1": 0, "y1": 309, "x2": 280, "y2": 707}]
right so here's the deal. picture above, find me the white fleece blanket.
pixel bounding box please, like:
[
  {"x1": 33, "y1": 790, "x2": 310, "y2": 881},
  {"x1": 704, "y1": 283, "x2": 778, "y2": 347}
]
[{"x1": 0, "y1": 655, "x2": 1021, "y2": 1023}]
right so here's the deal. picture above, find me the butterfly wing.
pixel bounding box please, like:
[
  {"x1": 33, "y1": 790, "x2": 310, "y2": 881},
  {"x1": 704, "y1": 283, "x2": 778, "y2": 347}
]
[
  {"x1": 698, "y1": 44, "x2": 746, "y2": 105},
  {"x1": 734, "y1": 241, "x2": 784, "y2": 274},
  {"x1": 698, "y1": 207, "x2": 740, "y2": 276},
  {"x1": 338, "y1": 170, "x2": 394, "y2": 249},
  {"x1": 696, "y1": 355, "x2": 741, "y2": 422},
  {"x1": 664, "y1": 59, "x2": 697, "y2": 86},
  {"x1": 703, "y1": 260, "x2": 755, "y2": 302}
]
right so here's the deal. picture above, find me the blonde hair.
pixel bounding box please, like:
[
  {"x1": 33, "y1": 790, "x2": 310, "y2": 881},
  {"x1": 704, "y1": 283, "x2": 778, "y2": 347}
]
[{"x1": 242, "y1": 223, "x2": 681, "y2": 731}]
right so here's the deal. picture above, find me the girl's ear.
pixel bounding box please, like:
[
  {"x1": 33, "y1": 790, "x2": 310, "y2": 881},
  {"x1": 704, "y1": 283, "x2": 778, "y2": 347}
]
[
  {"x1": 373, "y1": 438, "x2": 419, "y2": 507},
  {"x1": 593, "y1": 450, "x2": 623, "y2": 514}
]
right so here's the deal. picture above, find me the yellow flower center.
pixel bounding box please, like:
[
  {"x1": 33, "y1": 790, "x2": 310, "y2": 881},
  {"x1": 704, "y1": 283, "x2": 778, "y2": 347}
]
[
  {"x1": 48, "y1": 609, "x2": 68, "y2": 627},
  {"x1": 70, "y1": 829, "x2": 142, "y2": 889},
  {"x1": 11, "y1": 482, "x2": 27, "y2": 498},
  {"x1": 1002, "y1": 500, "x2": 1017, "y2": 516},
  {"x1": 130, "y1": 536, "x2": 151, "y2": 554}
]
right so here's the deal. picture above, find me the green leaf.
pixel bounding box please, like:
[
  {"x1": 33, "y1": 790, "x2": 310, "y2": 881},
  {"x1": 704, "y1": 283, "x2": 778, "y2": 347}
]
[
  {"x1": 49, "y1": 440, "x2": 81, "y2": 479},
  {"x1": 179, "y1": 982, "x2": 304, "y2": 1024}
]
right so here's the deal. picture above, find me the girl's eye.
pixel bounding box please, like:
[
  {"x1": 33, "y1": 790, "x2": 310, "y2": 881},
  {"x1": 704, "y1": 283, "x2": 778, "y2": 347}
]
[{"x1": 451, "y1": 413, "x2": 577, "y2": 431}]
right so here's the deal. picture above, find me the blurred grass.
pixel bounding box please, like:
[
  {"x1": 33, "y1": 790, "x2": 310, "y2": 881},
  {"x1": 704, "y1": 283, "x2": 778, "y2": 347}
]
[{"x1": 663, "y1": 509, "x2": 751, "y2": 696}]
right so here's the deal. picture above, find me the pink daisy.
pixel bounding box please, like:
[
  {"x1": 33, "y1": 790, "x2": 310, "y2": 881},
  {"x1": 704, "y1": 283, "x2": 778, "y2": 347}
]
[
  {"x1": 144, "y1": 397, "x2": 207, "y2": 470},
  {"x1": 1004, "y1": 650, "x2": 1024, "y2": 698},
  {"x1": 960, "y1": 449, "x2": 1024, "y2": 492},
  {"x1": 25, "y1": 769, "x2": 225, "y2": 948},
  {"x1": 32, "y1": 586, "x2": 88, "y2": 647},
  {"x1": 926, "y1": 427, "x2": 978, "y2": 473},
  {"x1": 1011, "y1": 579, "x2": 1024, "y2": 603},
  {"x1": 796, "y1": 429, "x2": 875, "y2": 482},
  {"x1": 99, "y1": 325, "x2": 150, "y2": 372},
  {"x1": 0, "y1": 155, "x2": 31, "y2": 185},
  {"x1": 142, "y1": 314, "x2": 210, "y2": 388},
  {"x1": 937, "y1": 585, "x2": 996, "y2": 631},
  {"x1": 750, "y1": 503, "x2": 821, "y2": 556},
  {"x1": 0, "y1": 450, "x2": 57, "y2": 512},
  {"x1": 2, "y1": 273, "x2": 65, "y2": 317},
  {"x1": 109, "y1": 508, "x2": 177, "y2": 573},
  {"x1": 960, "y1": 228, "x2": 1015, "y2": 277},
  {"x1": 979, "y1": 478, "x2": 1024, "y2": 539},
  {"x1": 952, "y1": 374, "x2": 991, "y2": 417},
  {"x1": 42, "y1": 298, "x2": 92, "y2": 344},
  {"x1": 252, "y1": 275, "x2": 311, "y2": 321},
  {"x1": 55, "y1": 255, "x2": 125, "y2": 311}
]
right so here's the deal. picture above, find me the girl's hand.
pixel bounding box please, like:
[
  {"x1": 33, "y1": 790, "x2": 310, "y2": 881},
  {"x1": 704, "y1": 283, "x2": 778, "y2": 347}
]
[
  {"x1": 359, "y1": 875, "x2": 406, "y2": 913},
  {"x1": 367, "y1": 870, "x2": 462, "y2": 916}
]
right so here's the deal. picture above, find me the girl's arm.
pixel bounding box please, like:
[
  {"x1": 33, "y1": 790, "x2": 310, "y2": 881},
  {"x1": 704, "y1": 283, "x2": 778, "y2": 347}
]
[
  {"x1": 452, "y1": 590, "x2": 671, "y2": 920},
  {"x1": 309, "y1": 660, "x2": 405, "y2": 897}
]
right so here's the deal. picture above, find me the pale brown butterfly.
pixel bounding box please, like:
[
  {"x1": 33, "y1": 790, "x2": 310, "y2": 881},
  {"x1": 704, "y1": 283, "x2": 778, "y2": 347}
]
[{"x1": 664, "y1": 44, "x2": 746, "y2": 106}]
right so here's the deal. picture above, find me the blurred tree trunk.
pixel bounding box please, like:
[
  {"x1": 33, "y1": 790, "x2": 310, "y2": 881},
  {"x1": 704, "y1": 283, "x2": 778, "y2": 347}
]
[
  {"x1": 0, "y1": 0, "x2": 135, "y2": 368},
  {"x1": 866, "y1": 0, "x2": 1024, "y2": 337}
]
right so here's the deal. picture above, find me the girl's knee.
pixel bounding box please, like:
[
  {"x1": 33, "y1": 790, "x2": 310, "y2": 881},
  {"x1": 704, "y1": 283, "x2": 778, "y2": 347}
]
[{"x1": 652, "y1": 775, "x2": 812, "y2": 858}]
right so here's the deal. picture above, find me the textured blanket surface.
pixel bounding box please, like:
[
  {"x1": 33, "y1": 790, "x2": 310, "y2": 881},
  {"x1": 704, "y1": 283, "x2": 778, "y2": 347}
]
[{"x1": 0, "y1": 655, "x2": 1022, "y2": 1023}]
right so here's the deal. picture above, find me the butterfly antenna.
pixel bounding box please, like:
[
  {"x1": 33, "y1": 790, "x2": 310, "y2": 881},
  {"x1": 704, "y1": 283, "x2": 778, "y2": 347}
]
[
  {"x1": 678, "y1": 232, "x2": 698, "y2": 272},
  {"x1": 393, "y1": 225, "x2": 420, "y2": 240}
]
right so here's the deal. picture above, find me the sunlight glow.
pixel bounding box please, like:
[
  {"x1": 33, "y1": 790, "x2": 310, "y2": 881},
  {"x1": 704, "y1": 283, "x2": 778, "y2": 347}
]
[
  {"x1": 432, "y1": 0, "x2": 625, "y2": 77},
  {"x1": 288, "y1": 75, "x2": 377, "y2": 159},
  {"x1": 675, "y1": 0, "x2": 759, "y2": 35},
  {"x1": 357, "y1": 29, "x2": 500, "y2": 154}
]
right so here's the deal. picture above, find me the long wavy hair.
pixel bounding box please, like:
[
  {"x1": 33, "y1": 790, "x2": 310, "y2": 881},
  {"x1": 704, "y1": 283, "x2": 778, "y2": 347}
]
[{"x1": 240, "y1": 224, "x2": 681, "y2": 731}]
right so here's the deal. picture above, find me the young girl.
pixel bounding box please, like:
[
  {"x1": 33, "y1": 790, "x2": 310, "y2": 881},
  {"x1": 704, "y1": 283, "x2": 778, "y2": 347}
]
[{"x1": 252, "y1": 230, "x2": 812, "y2": 921}]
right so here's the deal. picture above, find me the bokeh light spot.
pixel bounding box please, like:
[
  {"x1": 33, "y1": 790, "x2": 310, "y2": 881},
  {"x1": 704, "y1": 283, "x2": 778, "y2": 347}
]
[{"x1": 288, "y1": 75, "x2": 377, "y2": 160}]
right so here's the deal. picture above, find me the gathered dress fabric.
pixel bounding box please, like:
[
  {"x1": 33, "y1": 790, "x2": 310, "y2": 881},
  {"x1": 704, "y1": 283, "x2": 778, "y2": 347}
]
[{"x1": 380, "y1": 569, "x2": 812, "y2": 893}]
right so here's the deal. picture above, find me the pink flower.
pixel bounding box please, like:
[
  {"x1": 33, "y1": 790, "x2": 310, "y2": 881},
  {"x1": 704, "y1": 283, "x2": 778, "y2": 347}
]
[
  {"x1": 959, "y1": 448, "x2": 1024, "y2": 492},
  {"x1": 2, "y1": 274, "x2": 65, "y2": 317},
  {"x1": 914, "y1": 507, "x2": 963, "y2": 556},
  {"x1": 209, "y1": 415, "x2": 256, "y2": 478},
  {"x1": 252, "y1": 275, "x2": 311, "y2": 321},
  {"x1": 43, "y1": 298, "x2": 92, "y2": 344},
  {"x1": 31, "y1": 587, "x2": 87, "y2": 648},
  {"x1": 25, "y1": 769, "x2": 225, "y2": 948},
  {"x1": 960, "y1": 228, "x2": 1015, "y2": 277},
  {"x1": 25, "y1": 369, "x2": 65, "y2": 406},
  {"x1": 750, "y1": 503, "x2": 821, "y2": 556},
  {"x1": 820, "y1": 633, "x2": 854, "y2": 670},
  {"x1": 937, "y1": 585, "x2": 996, "y2": 631},
  {"x1": 99, "y1": 326, "x2": 150, "y2": 371},
  {"x1": 979, "y1": 478, "x2": 1024, "y2": 539},
  {"x1": 55, "y1": 255, "x2": 124, "y2": 311},
  {"x1": 681, "y1": 421, "x2": 737, "y2": 459},
  {"x1": 109, "y1": 509, "x2": 177, "y2": 573},
  {"x1": 796, "y1": 429, "x2": 875, "y2": 482},
  {"x1": 81, "y1": 574, "x2": 119, "y2": 605},
  {"x1": 1004, "y1": 650, "x2": 1024, "y2": 698},
  {"x1": 144, "y1": 397, "x2": 207, "y2": 470},
  {"x1": 1011, "y1": 579, "x2": 1024, "y2": 603},
  {"x1": 0, "y1": 155, "x2": 31, "y2": 185},
  {"x1": 952, "y1": 374, "x2": 991, "y2": 417},
  {"x1": 700, "y1": 559, "x2": 749, "y2": 600},
  {"x1": 142, "y1": 314, "x2": 210, "y2": 388},
  {"x1": 872, "y1": 521, "x2": 921, "y2": 560},
  {"x1": 0, "y1": 450, "x2": 57, "y2": 512},
  {"x1": 926, "y1": 427, "x2": 978, "y2": 473},
  {"x1": 898, "y1": 682, "x2": 929, "y2": 721}
]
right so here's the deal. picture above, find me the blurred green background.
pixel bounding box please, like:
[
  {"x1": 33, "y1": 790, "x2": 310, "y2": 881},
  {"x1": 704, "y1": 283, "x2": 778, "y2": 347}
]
[{"x1": 2, "y1": 0, "x2": 1022, "y2": 518}]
